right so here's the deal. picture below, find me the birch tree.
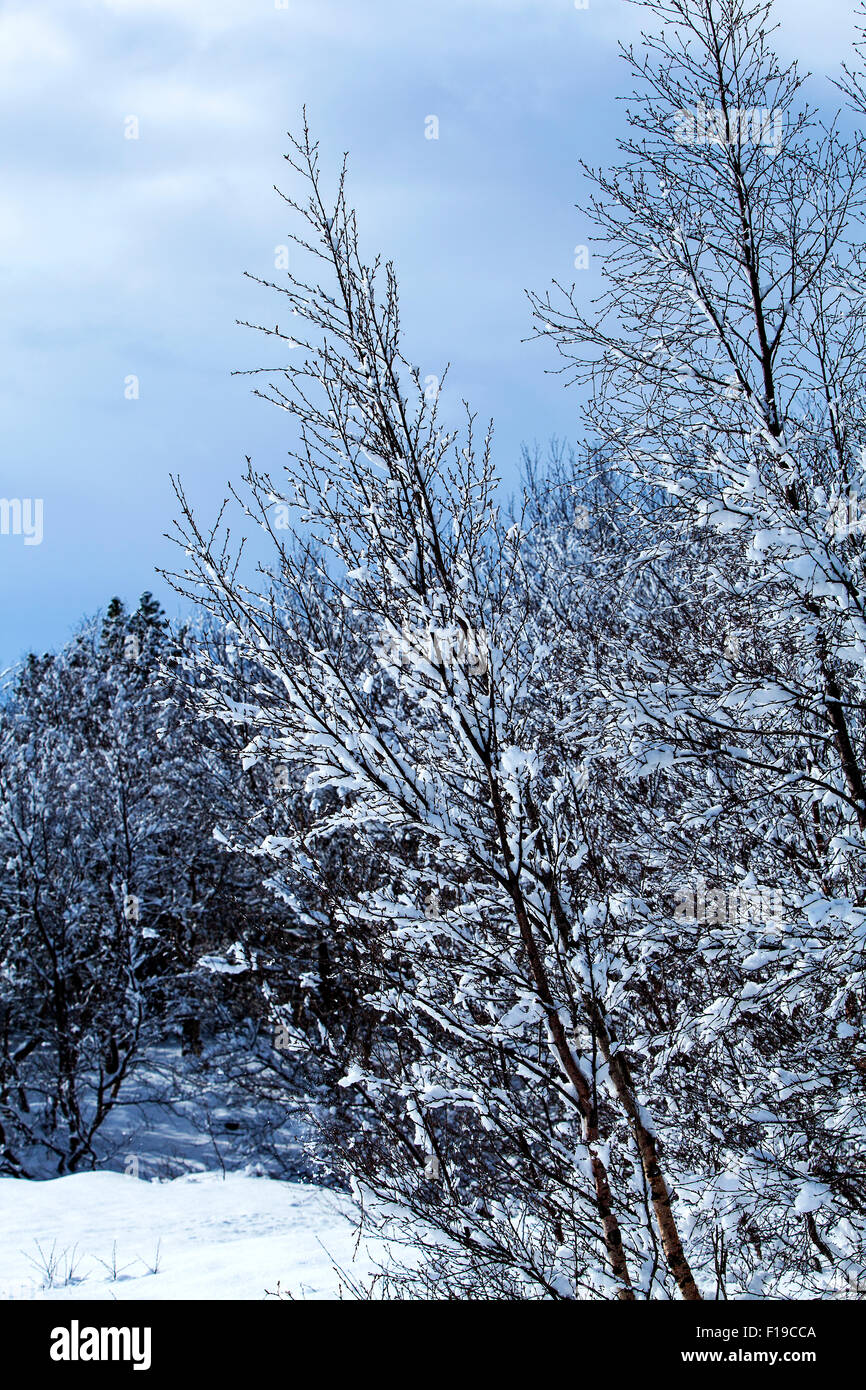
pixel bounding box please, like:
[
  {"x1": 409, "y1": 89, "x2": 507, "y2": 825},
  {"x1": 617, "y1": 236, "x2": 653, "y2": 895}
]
[
  {"x1": 530, "y1": 0, "x2": 866, "y2": 1295},
  {"x1": 168, "y1": 123, "x2": 702, "y2": 1298}
]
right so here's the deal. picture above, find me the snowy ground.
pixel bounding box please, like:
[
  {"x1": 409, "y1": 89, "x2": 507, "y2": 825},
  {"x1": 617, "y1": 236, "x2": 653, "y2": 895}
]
[{"x1": 0, "y1": 1170, "x2": 385, "y2": 1301}]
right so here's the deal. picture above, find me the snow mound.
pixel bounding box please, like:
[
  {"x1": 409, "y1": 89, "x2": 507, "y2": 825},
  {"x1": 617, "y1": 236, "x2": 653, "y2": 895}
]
[{"x1": 0, "y1": 1170, "x2": 380, "y2": 1301}]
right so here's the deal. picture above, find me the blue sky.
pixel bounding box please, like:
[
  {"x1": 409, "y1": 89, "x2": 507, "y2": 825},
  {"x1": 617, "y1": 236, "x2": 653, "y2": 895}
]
[{"x1": 0, "y1": 0, "x2": 860, "y2": 666}]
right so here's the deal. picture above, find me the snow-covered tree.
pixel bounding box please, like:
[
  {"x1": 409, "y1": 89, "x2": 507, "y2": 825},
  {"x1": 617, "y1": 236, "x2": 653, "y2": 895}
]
[
  {"x1": 527, "y1": 0, "x2": 866, "y2": 1295},
  {"x1": 0, "y1": 596, "x2": 277, "y2": 1175},
  {"x1": 165, "y1": 0, "x2": 866, "y2": 1297},
  {"x1": 167, "y1": 124, "x2": 703, "y2": 1299}
]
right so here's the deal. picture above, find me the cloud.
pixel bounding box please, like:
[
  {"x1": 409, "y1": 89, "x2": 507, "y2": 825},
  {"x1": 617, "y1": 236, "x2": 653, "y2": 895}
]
[
  {"x1": 119, "y1": 79, "x2": 258, "y2": 132},
  {"x1": 0, "y1": 8, "x2": 76, "y2": 92},
  {"x1": 1, "y1": 0, "x2": 863, "y2": 668}
]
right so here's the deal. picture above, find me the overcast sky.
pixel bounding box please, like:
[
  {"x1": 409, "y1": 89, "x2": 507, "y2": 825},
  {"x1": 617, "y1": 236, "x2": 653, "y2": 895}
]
[{"x1": 1, "y1": 0, "x2": 862, "y2": 666}]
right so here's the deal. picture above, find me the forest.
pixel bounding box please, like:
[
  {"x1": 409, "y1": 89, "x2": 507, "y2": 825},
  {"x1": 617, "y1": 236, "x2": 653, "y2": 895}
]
[{"x1": 2, "y1": 0, "x2": 866, "y2": 1301}]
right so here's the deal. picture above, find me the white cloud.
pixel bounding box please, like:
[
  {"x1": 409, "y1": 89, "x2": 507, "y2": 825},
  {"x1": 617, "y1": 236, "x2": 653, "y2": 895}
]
[
  {"x1": 120, "y1": 79, "x2": 258, "y2": 131},
  {"x1": 86, "y1": 0, "x2": 248, "y2": 32},
  {"x1": 0, "y1": 8, "x2": 76, "y2": 92}
]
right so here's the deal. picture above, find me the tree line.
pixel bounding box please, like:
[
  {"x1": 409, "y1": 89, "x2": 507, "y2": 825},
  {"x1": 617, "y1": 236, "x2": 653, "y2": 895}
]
[{"x1": 3, "y1": 0, "x2": 866, "y2": 1298}]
